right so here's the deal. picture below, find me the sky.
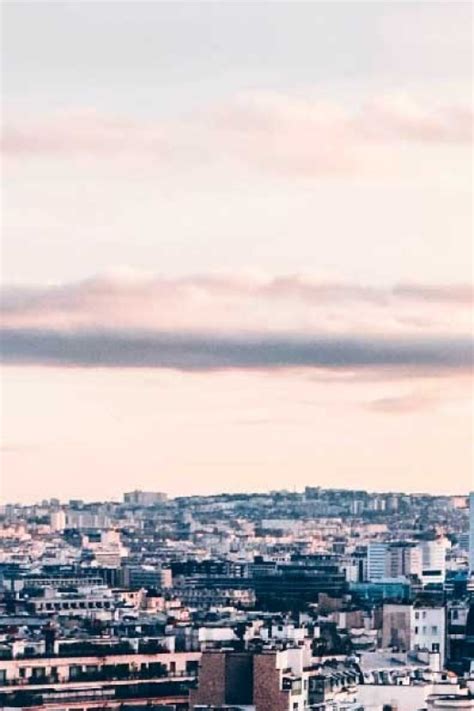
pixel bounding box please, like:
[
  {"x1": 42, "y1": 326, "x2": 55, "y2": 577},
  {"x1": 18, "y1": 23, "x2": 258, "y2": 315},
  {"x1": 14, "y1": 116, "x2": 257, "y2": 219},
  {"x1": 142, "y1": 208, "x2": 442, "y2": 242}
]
[{"x1": 1, "y1": 1, "x2": 473, "y2": 503}]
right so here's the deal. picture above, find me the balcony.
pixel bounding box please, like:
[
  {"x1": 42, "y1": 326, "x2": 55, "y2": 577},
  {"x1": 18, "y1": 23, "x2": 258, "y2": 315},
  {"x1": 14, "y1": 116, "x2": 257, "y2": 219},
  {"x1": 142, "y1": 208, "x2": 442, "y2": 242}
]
[
  {"x1": 0, "y1": 666, "x2": 199, "y2": 688},
  {"x1": 0, "y1": 679, "x2": 194, "y2": 708}
]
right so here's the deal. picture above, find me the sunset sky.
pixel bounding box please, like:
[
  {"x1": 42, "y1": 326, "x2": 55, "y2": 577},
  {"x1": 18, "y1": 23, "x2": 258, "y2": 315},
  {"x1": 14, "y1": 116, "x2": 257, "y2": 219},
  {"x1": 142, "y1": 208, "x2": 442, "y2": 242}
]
[{"x1": 1, "y1": 1, "x2": 472, "y2": 503}]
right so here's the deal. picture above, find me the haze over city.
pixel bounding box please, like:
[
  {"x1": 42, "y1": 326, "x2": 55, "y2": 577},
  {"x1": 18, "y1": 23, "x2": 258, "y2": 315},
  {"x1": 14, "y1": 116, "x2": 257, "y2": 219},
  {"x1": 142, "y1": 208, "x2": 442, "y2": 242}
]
[{"x1": 1, "y1": 1, "x2": 473, "y2": 503}]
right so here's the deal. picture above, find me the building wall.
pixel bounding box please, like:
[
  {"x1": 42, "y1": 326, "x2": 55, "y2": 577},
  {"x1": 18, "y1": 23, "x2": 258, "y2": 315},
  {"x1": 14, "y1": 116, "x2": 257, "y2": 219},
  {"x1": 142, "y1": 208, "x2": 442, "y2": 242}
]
[
  {"x1": 225, "y1": 653, "x2": 253, "y2": 705},
  {"x1": 406, "y1": 545, "x2": 423, "y2": 577},
  {"x1": 411, "y1": 606, "x2": 446, "y2": 668},
  {"x1": 382, "y1": 603, "x2": 411, "y2": 650},
  {"x1": 367, "y1": 543, "x2": 388, "y2": 581},
  {"x1": 387, "y1": 544, "x2": 422, "y2": 579},
  {"x1": 253, "y1": 653, "x2": 289, "y2": 711},
  {"x1": 50, "y1": 511, "x2": 66, "y2": 532},
  {"x1": 358, "y1": 683, "x2": 433, "y2": 711},
  {"x1": 189, "y1": 651, "x2": 228, "y2": 708},
  {"x1": 420, "y1": 539, "x2": 448, "y2": 584},
  {"x1": 469, "y1": 492, "x2": 474, "y2": 575},
  {"x1": 0, "y1": 651, "x2": 201, "y2": 686},
  {"x1": 189, "y1": 651, "x2": 255, "y2": 708}
]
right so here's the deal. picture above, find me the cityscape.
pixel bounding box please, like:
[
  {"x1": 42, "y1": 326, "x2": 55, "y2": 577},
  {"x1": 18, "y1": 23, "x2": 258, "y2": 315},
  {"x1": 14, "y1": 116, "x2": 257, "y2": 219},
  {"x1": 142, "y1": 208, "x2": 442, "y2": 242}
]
[
  {"x1": 2, "y1": 1, "x2": 473, "y2": 710},
  {"x1": 0, "y1": 487, "x2": 473, "y2": 710}
]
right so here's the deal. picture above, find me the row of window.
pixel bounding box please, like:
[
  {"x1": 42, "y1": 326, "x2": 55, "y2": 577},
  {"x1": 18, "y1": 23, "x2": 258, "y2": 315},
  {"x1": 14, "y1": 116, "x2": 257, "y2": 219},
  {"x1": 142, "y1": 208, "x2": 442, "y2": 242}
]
[
  {"x1": 8, "y1": 658, "x2": 199, "y2": 682},
  {"x1": 34, "y1": 600, "x2": 111, "y2": 611},
  {"x1": 413, "y1": 610, "x2": 440, "y2": 620},
  {"x1": 414, "y1": 625, "x2": 439, "y2": 635}
]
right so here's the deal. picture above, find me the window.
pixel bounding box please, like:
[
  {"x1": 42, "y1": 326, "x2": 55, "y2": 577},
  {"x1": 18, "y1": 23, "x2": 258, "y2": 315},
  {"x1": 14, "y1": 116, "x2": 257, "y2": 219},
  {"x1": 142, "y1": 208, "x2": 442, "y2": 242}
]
[
  {"x1": 186, "y1": 660, "x2": 198, "y2": 675},
  {"x1": 414, "y1": 626, "x2": 419, "y2": 634},
  {"x1": 70, "y1": 666, "x2": 82, "y2": 679},
  {"x1": 431, "y1": 626, "x2": 438, "y2": 634},
  {"x1": 415, "y1": 612, "x2": 420, "y2": 620},
  {"x1": 32, "y1": 667, "x2": 46, "y2": 679}
]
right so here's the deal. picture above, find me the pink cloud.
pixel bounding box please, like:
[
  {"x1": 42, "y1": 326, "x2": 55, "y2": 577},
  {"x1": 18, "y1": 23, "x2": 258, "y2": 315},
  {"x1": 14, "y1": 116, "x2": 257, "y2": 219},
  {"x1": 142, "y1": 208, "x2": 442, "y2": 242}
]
[
  {"x1": 367, "y1": 391, "x2": 439, "y2": 414},
  {"x1": 210, "y1": 92, "x2": 472, "y2": 176},
  {"x1": 356, "y1": 96, "x2": 473, "y2": 144},
  {"x1": 2, "y1": 93, "x2": 471, "y2": 177},
  {"x1": 1, "y1": 109, "x2": 170, "y2": 156},
  {"x1": 1, "y1": 271, "x2": 471, "y2": 338}
]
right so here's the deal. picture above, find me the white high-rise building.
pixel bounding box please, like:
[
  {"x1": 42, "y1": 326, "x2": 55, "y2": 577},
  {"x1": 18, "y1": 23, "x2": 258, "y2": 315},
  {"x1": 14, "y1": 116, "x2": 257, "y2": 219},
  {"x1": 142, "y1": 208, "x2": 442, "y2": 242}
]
[
  {"x1": 469, "y1": 492, "x2": 474, "y2": 575},
  {"x1": 419, "y1": 537, "x2": 448, "y2": 585},
  {"x1": 387, "y1": 542, "x2": 422, "y2": 579},
  {"x1": 50, "y1": 510, "x2": 66, "y2": 532}
]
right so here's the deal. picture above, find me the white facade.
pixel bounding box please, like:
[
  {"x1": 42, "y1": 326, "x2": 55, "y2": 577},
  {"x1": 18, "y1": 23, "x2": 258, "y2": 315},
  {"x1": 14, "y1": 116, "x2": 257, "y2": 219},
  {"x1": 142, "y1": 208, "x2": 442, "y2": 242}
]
[
  {"x1": 50, "y1": 510, "x2": 66, "y2": 532},
  {"x1": 387, "y1": 544, "x2": 422, "y2": 579},
  {"x1": 260, "y1": 622, "x2": 307, "y2": 644},
  {"x1": 65, "y1": 511, "x2": 111, "y2": 529},
  {"x1": 410, "y1": 605, "x2": 446, "y2": 668},
  {"x1": 407, "y1": 545, "x2": 423, "y2": 577},
  {"x1": 420, "y1": 539, "x2": 448, "y2": 585},
  {"x1": 358, "y1": 683, "x2": 464, "y2": 711},
  {"x1": 198, "y1": 626, "x2": 237, "y2": 644}
]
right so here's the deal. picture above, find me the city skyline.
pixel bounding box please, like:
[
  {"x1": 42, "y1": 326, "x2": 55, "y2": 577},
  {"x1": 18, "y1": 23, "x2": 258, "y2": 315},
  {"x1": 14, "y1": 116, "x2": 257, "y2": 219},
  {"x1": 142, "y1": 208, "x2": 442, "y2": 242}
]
[
  {"x1": 1, "y1": 485, "x2": 473, "y2": 508},
  {"x1": 1, "y1": 484, "x2": 472, "y2": 709},
  {"x1": 2, "y1": 1, "x2": 473, "y2": 502}
]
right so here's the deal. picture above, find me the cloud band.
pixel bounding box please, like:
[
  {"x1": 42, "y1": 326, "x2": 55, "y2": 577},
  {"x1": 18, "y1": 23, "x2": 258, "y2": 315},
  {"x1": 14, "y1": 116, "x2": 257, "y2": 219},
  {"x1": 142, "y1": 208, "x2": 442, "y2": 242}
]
[{"x1": 1, "y1": 327, "x2": 471, "y2": 371}]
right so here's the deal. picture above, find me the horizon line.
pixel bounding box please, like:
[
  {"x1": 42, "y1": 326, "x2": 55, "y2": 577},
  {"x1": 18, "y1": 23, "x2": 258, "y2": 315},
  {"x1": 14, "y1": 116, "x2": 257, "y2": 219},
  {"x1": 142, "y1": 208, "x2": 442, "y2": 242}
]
[{"x1": 2, "y1": 486, "x2": 472, "y2": 509}]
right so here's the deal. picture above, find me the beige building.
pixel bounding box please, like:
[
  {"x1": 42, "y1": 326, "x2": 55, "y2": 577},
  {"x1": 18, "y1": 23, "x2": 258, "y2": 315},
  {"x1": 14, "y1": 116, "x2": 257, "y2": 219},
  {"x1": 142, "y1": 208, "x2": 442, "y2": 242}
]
[{"x1": 382, "y1": 603, "x2": 411, "y2": 650}]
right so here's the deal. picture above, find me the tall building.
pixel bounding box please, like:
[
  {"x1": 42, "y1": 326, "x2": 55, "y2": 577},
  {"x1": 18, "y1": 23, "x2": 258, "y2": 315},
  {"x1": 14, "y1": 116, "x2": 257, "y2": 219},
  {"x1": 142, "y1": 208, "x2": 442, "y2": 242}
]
[
  {"x1": 387, "y1": 542, "x2": 422, "y2": 579},
  {"x1": 469, "y1": 492, "x2": 474, "y2": 575},
  {"x1": 420, "y1": 538, "x2": 448, "y2": 585},
  {"x1": 367, "y1": 542, "x2": 388, "y2": 581},
  {"x1": 50, "y1": 510, "x2": 66, "y2": 532},
  {"x1": 123, "y1": 490, "x2": 167, "y2": 506},
  {"x1": 65, "y1": 511, "x2": 111, "y2": 530}
]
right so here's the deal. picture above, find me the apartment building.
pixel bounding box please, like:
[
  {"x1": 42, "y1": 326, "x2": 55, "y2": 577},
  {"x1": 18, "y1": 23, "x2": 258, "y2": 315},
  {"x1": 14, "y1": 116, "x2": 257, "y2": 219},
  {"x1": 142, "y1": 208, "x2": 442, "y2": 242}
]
[
  {"x1": 190, "y1": 648, "x2": 360, "y2": 711},
  {"x1": 411, "y1": 602, "x2": 446, "y2": 668}
]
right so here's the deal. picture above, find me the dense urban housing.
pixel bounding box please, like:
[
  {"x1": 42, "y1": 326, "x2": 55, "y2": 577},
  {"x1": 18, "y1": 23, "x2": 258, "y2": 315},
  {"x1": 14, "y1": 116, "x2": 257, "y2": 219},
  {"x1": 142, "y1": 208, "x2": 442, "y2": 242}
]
[{"x1": 0, "y1": 488, "x2": 473, "y2": 710}]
